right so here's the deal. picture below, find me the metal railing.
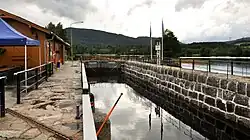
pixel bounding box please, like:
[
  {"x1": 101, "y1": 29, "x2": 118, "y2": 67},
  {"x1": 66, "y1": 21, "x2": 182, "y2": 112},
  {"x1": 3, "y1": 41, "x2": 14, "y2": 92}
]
[
  {"x1": 0, "y1": 76, "x2": 6, "y2": 117},
  {"x1": 80, "y1": 58, "x2": 97, "y2": 140},
  {"x1": 14, "y1": 62, "x2": 54, "y2": 104},
  {"x1": 179, "y1": 57, "x2": 250, "y2": 79}
]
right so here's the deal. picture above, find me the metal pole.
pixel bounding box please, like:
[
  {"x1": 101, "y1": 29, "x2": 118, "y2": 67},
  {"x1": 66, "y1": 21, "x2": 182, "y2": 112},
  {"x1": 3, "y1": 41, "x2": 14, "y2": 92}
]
[
  {"x1": 24, "y1": 45, "x2": 27, "y2": 93},
  {"x1": 208, "y1": 59, "x2": 211, "y2": 72},
  {"x1": 16, "y1": 74, "x2": 20, "y2": 104},
  {"x1": 227, "y1": 63, "x2": 229, "y2": 79},
  {"x1": 192, "y1": 59, "x2": 195, "y2": 70},
  {"x1": 231, "y1": 60, "x2": 233, "y2": 75},
  {"x1": 35, "y1": 68, "x2": 38, "y2": 89},
  {"x1": 71, "y1": 26, "x2": 73, "y2": 66},
  {"x1": 0, "y1": 77, "x2": 5, "y2": 117}
]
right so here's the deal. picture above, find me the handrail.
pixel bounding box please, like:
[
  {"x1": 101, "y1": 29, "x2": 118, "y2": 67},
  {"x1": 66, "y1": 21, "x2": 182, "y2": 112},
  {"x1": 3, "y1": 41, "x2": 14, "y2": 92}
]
[
  {"x1": 14, "y1": 62, "x2": 51, "y2": 75},
  {"x1": 81, "y1": 61, "x2": 97, "y2": 140},
  {"x1": 0, "y1": 76, "x2": 6, "y2": 117},
  {"x1": 0, "y1": 76, "x2": 6, "y2": 80},
  {"x1": 179, "y1": 57, "x2": 250, "y2": 60},
  {"x1": 15, "y1": 62, "x2": 54, "y2": 104}
]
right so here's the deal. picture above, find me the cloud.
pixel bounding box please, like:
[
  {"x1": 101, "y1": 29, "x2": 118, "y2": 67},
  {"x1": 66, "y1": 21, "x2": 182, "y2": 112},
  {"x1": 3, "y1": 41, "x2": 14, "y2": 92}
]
[
  {"x1": 1, "y1": 0, "x2": 97, "y2": 21},
  {"x1": 127, "y1": 0, "x2": 154, "y2": 16},
  {"x1": 175, "y1": 0, "x2": 208, "y2": 12}
]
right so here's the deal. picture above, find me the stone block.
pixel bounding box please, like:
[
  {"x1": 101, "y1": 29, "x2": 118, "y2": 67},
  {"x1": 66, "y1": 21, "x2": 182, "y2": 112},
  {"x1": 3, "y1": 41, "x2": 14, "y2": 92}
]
[
  {"x1": 235, "y1": 105, "x2": 250, "y2": 118},
  {"x1": 198, "y1": 75, "x2": 206, "y2": 84},
  {"x1": 221, "y1": 79, "x2": 228, "y2": 89},
  {"x1": 165, "y1": 69, "x2": 168, "y2": 75},
  {"x1": 168, "y1": 69, "x2": 173, "y2": 75},
  {"x1": 184, "y1": 97, "x2": 190, "y2": 104},
  {"x1": 189, "y1": 91, "x2": 198, "y2": 99},
  {"x1": 168, "y1": 76, "x2": 174, "y2": 83},
  {"x1": 175, "y1": 78, "x2": 180, "y2": 85},
  {"x1": 190, "y1": 99, "x2": 199, "y2": 107},
  {"x1": 210, "y1": 107, "x2": 225, "y2": 120},
  {"x1": 225, "y1": 125, "x2": 234, "y2": 136},
  {"x1": 238, "y1": 117, "x2": 250, "y2": 130},
  {"x1": 173, "y1": 70, "x2": 178, "y2": 77},
  {"x1": 204, "y1": 114, "x2": 215, "y2": 124},
  {"x1": 193, "y1": 73, "x2": 198, "y2": 82},
  {"x1": 183, "y1": 72, "x2": 189, "y2": 80},
  {"x1": 198, "y1": 93, "x2": 204, "y2": 101},
  {"x1": 189, "y1": 73, "x2": 194, "y2": 81},
  {"x1": 204, "y1": 86, "x2": 217, "y2": 97},
  {"x1": 233, "y1": 94, "x2": 249, "y2": 106},
  {"x1": 216, "y1": 120, "x2": 225, "y2": 130},
  {"x1": 228, "y1": 81, "x2": 237, "y2": 92},
  {"x1": 201, "y1": 120, "x2": 214, "y2": 133},
  {"x1": 247, "y1": 83, "x2": 250, "y2": 97},
  {"x1": 190, "y1": 82, "x2": 195, "y2": 90},
  {"x1": 181, "y1": 88, "x2": 189, "y2": 96},
  {"x1": 167, "y1": 83, "x2": 172, "y2": 89},
  {"x1": 175, "y1": 86, "x2": 181, "y2": 93},
  {"x1": 238, "y1": 82, "x2": 246, "y2": 95},
  {"x1": 198, "y1": 111, "x2": 204, "y2": 119},
  {"x1": 205, "y1": 96, "x2": 216, "y2": 106},
  {"x1": 227, "y1": 101, "x2": 235, "y2": 113},
  {"x1": 195, "y1": 83, "x2": 202, "y2": 92},
  {"x1": 235, "y1": 129, "x2": 250, "y2": 140},
  {"x1": 202, "y1": 103, "x2": 210, "y2": 113},
  {"x1": 207, "y1": 77, "x2": 220, "y2": 87},
  {"x1": 178, "y1": 71, "x2": 183, "y2": 78},
  {"x1": 184, "y1": 81, "x2": 191, "y2": 89},
  {"x1": 218, "y1": 89, "x2": 223, "y2": 99},
  {"x1": 216, "y1": 99, "x2": 226, "y2": 111},
  {"x1": 179, "y1": 79, "x2": 185, "y2": 87},
  {"x1": 225, "y1": 113, "x2": 237, "y2": 125},
  {"x1": 223, "y1": 90, "x2": 236, "y2": 101}
]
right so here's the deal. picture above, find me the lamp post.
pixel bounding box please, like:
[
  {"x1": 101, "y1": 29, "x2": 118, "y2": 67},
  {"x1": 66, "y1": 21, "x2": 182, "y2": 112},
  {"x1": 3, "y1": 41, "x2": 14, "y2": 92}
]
[{"x1": 70, "y1": 21, "x2": 84, "y2": 65}]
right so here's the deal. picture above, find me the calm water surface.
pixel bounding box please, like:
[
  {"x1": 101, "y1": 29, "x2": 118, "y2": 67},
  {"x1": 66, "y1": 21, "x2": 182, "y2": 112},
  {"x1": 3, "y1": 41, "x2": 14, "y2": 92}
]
[{"x1": 91, "y1": 83, "x2": 205, "y2": 140}]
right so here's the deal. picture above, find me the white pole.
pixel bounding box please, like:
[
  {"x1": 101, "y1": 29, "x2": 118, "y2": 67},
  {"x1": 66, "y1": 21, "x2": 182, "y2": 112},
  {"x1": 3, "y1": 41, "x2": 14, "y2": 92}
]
[
  {"x1": 25, "y1": 45, "x2": 27, "y2": 93},
  {"x1": 150, "y1": 23, "x2": 153, "y2": 60},
  {"x1": 161, "y1": 19, "x2": 164, "y2": 61},
  {"x1": 71, "y1": 26, "x2": 73, "y2": 66}
]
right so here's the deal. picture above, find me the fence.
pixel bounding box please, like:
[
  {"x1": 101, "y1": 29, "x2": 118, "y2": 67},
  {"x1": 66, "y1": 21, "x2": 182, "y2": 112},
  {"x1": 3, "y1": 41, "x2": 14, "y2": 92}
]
[
  {"x1": 14, "y1": 62, "x2": 54, "y2": 104},
  {"x1": 179, "y1": 57, "x2": 250, "y2": 79},
  {"x1": 0, "y1": 76, "x2": 6, "y2": 117}
]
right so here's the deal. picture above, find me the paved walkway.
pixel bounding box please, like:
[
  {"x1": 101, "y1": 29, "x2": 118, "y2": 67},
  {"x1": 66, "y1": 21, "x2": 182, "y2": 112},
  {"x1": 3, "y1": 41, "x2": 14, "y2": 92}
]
[{"x1": 0, "y1": 61, "x2": 83, "y2": 140}]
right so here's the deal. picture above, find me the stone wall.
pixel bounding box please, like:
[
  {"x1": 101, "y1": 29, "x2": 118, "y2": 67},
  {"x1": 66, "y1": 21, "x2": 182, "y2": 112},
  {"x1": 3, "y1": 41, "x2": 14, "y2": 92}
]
[{"x1": 121, "y1": 60, "x2": 250, "y2": 140}]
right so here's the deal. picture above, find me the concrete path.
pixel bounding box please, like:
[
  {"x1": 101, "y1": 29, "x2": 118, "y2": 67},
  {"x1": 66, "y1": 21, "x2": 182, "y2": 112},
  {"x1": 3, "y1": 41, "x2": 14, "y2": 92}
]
[{"x1": 1, "y1": 61, "x2": 83, "y2": 140}]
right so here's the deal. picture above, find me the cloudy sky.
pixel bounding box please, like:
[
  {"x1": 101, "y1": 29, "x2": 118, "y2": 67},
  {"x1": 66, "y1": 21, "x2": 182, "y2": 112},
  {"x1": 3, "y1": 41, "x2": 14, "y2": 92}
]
[{"x1": 0, "y1": 0, "x2": 250, "y2": 43}]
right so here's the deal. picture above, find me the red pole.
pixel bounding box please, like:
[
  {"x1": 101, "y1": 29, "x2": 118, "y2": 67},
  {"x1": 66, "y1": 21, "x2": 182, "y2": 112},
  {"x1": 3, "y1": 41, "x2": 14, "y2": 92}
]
[{"x1": 96, "y1": 93, "x2": 123, "y2": 136}]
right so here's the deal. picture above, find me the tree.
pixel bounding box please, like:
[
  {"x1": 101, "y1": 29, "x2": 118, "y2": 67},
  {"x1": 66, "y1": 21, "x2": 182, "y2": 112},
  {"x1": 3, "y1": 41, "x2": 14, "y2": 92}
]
[
  {"x1": 162, "y1": 29, "x2": 180, "y2": 58},
  {"x1": 45, "y1": 22, "x2": 68, "y2": 41},
  {"x1": 229, "y1": 46, "x2": 242, "y2": 57},
  {"x1": 200, "y1": 47, "x2": 212, "y2": 57}
]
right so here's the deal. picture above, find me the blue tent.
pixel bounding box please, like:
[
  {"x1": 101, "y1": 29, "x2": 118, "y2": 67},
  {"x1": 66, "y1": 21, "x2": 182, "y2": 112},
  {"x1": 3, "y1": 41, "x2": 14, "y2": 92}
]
[{"x1": 0, "y1": 18, "x2": 40, "y2": 46}]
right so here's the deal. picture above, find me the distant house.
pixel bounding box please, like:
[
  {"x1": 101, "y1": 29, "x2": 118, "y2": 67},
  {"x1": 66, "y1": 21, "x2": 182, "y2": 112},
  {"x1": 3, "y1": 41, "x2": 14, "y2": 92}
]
[{"x1": 0, "y1": 9, "x2": 70, "y2": 68}]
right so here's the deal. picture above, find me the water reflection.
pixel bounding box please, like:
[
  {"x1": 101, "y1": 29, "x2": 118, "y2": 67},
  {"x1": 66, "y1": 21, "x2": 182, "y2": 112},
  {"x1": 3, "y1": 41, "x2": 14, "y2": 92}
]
[{"x1": 91, "y1": 83, "x2": 197, "y2": 140}]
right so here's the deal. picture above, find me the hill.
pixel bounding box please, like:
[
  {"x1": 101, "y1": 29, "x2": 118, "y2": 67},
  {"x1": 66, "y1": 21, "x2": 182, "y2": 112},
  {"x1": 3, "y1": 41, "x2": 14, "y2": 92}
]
[{"x1": 65, "y1": 28, "x2": 157, "y2": 46}]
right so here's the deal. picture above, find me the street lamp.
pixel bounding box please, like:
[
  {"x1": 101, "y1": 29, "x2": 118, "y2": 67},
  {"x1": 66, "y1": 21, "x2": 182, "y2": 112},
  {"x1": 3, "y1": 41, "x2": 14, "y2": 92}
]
[{"x1": 70, "y1": 21, "x2": 84, "y2": 65}]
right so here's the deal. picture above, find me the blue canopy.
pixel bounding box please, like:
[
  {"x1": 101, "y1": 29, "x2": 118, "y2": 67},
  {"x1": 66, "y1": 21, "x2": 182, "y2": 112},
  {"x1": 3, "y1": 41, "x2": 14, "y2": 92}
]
[{"x1": 0, "y1": 18, "x2": 40, "y2": 46}]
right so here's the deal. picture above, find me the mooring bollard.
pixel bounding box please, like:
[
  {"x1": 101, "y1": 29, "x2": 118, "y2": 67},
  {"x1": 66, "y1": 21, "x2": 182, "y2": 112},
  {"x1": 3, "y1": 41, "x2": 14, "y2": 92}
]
[
  {"x1": 75, "y1": 105, "x2": 80, "y2": 120},
  {"x1": 0, "y1": 77, "x2": 6, "y2": 117}
]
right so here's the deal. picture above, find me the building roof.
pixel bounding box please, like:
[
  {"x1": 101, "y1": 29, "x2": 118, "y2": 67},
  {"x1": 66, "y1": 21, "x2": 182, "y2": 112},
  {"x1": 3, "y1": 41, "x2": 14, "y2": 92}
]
[
  {"x1": 0, "y1": 9, "x2": 70, "y2": 47},
  {"x1": 52, "y1": 32, "x2": 70, "y2": 47},
  {"x1": 0, "y1": 9, "x2": 50, "y2": 34}
]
